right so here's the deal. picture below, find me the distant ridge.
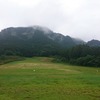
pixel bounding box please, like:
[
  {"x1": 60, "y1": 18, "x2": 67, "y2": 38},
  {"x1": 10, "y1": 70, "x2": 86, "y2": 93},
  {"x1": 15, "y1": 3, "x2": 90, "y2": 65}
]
[
  {"x1": 87, "y1": 39, "x2": 100, "y2": 47},
  {"x1": 0, "y1": 25, "x2": 99, "y2": 56}
]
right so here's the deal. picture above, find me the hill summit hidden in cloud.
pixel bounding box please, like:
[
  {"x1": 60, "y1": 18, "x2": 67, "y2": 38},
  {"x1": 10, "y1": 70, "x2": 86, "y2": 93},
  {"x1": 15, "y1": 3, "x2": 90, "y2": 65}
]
[{"x1": 0, "y1": 25, "x2": 99, "y2": 57}]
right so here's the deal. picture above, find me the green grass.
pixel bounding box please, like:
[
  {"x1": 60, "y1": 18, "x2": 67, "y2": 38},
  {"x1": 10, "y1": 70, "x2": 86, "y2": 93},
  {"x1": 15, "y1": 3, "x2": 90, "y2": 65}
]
[{"x1": 0, "y1": 57, "x2": 100, "y2": 100}]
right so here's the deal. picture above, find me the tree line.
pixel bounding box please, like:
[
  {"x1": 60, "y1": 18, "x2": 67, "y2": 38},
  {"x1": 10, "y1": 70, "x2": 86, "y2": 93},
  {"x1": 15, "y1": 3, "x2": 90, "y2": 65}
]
[
  {"x1": 0, "y1": 43, "x2": 100, "y2": 67},
  {"x1": 56, "y1": 45, "x2": 100, "y2": 67}
]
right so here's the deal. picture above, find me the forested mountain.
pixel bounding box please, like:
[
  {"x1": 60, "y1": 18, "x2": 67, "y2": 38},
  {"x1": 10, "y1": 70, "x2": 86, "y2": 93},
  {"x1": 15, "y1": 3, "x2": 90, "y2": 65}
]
[
  {"x1": 0, "y1": 26, "x2": 100, "y2": 67},
  {"x1": 87, "y1": 39, "x2": 100, "y2": 47},
  {"x1": 0, "y1": 26, "x2": 84, "y2": 57}
]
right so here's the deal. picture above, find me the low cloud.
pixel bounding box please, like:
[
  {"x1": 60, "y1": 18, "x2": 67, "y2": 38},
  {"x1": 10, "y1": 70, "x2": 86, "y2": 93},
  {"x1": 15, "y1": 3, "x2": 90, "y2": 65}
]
[{"x1": 0, "y1": 0, "x2": 100, "y2": 41}]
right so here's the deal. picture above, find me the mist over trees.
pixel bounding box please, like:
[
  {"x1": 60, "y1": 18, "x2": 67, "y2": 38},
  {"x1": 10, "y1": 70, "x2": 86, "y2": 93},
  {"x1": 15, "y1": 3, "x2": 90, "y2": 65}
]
[{"x1": 0, "y1": 26, "x2": 100, "y2": 67}]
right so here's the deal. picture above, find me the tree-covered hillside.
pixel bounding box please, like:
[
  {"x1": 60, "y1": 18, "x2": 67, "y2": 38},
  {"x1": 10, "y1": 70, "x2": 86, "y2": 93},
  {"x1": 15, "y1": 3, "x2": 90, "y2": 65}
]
[
  {"x1": 0, "y1": 26, "x2": 100, "y2": 67},
  {"x1": 0, "y1": 26, "x2": 84, "y2": 57}
]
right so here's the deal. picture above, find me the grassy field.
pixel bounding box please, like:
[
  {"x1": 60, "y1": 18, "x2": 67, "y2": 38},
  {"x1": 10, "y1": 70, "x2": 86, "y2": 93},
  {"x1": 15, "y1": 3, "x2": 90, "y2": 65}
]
[{"x1": 0, "y1": 57, "x2": 100, "y2": 100}]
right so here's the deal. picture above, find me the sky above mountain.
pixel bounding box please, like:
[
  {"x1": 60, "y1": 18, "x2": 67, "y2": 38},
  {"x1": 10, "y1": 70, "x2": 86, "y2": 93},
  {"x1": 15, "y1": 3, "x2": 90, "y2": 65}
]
[{"x1": 0, "y1": 0, "x2": 100, "y2": 41}]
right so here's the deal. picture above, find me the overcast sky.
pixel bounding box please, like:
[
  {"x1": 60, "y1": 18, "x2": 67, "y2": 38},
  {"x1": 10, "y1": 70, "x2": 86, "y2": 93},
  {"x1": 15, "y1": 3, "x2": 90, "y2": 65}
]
[{"x1": 0, "y1": 0, "x2": 100, "y2": 41}]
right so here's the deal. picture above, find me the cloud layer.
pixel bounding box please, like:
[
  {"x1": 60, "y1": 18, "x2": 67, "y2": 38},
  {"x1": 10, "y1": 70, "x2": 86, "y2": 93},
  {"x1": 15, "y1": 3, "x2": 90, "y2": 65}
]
[{"x1": 0, "y1": 0, "x2": 100, "y2": 41}]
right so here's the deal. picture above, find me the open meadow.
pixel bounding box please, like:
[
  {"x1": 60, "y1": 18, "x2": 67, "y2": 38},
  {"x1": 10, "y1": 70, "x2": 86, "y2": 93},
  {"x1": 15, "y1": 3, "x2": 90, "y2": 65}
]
[{"x1": 0, "y1": 57, "x2": 100, "y2": 100}]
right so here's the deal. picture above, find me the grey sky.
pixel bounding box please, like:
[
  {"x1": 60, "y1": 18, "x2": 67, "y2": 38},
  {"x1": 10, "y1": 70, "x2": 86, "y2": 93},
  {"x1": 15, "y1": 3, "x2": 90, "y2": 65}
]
[{"x1": 0, "y1": 0, "x2": 100, "y2": 41}]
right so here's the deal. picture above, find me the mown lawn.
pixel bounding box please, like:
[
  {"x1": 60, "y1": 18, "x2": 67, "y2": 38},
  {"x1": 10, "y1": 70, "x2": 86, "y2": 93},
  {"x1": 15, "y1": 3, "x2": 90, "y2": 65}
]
[{"x1": 0, "y1": 57, "x2": 100, "y2": 100}]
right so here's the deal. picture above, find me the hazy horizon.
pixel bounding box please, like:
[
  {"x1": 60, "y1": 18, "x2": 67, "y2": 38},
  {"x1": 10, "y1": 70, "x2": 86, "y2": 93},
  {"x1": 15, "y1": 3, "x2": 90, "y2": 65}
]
[{"x1": 0, "y1": 0, "x2": 100, "y2": 41}]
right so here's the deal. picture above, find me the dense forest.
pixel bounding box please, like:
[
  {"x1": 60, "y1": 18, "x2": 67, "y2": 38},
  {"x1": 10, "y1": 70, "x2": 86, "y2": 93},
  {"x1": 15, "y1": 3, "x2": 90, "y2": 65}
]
[
  {"x1": 56, "y1": 45, "x2": 100, "y2": 67},
  {"x1": 0, "y1": 44, "x2": 100, "y2": 67}
]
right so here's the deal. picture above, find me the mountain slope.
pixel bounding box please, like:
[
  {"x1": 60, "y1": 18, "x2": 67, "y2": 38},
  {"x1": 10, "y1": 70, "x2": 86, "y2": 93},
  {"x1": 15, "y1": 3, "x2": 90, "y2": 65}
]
[
  {"x1": 87, "y1": 39, "x2": 100, "y2": 47},
  {"x1": 72, "y1": 38, "x2": 85, "y2": 45},
  {"x1": 0, "y1": 26, "x2": 85, "y2": 56}
]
